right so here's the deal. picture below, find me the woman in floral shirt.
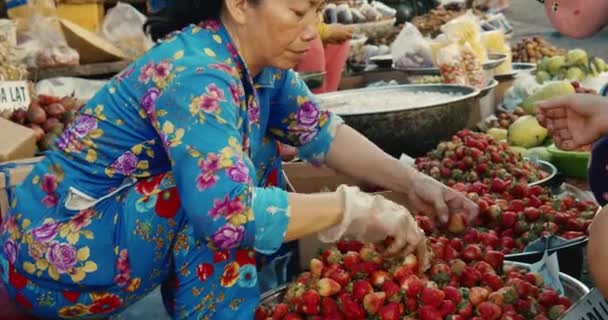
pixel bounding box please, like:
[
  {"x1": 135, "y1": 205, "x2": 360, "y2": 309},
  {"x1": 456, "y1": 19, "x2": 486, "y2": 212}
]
[{"x1": 0, "y1": 0, "x2": 478, "y2": 318}]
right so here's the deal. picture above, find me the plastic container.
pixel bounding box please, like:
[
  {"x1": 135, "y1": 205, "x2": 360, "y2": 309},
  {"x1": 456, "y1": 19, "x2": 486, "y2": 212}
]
[{"x1": 547, "y1": 144, "x2": 590, "y2": 179}]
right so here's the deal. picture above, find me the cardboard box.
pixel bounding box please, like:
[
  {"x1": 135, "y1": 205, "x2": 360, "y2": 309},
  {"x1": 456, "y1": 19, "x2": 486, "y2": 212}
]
[
  {"x1": 0, "y1": 157, "x2": 42, "y2": 222},
  {"x1": 0, "y1": 118, "x2": 37, "y2": 163},
  {"x1": 282, "y1": 162, "x2": 405, "y2": 270}
]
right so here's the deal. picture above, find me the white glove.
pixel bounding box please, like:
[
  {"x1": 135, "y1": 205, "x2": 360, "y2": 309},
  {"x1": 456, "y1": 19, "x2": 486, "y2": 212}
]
[{"x1": 318, "y1": 185, "x2": 425, "y2": 255}]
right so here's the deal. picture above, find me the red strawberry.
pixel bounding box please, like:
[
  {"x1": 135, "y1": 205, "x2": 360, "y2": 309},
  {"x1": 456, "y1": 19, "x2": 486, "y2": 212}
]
[
  {"x1": 321, "y1": 296, "x2": 340, "y2": 315},
  {"x1": 300, "y1": 290, "x2": 320, "y2": 315},
  {"x1": 363, "y1": 292, "x2": 386, "y2": 315},
  {"x1": 419, "y1": 305, "x2": 443, "y2": 320},
  {"x1": 342, "y1": 252, "x2": 361, "y2": 272},
  {"x1": 482, "y1": 273, "x2": 504, "y2": 291},
  {"x1": 378, "y1": 302, "x2": 402, "y2": 320},
  {"x1": 352, "y1": 280, "x2": 373, "y2": 302},
  {"x1": 501, "y1": 211, "x2": 517, "y2": 228},
  {"x1": 477, "y1": 301, "x2": 502, "y2": 320},
  {"x1": 462, "y1": 244, "x2": 482, "y2": 262},
  {"x1": 310, "y1": 258, "x2": 323, "y2": 278},
  {"x1": 272, "y1": 303, "x2": 289, "y2": 319},
  {"x1": 469, "y1": 287, "x2": 489, "y2": 306},
  {"x1": 371, "y1": 270, "x2": 391, "y2": 288},
  {"x1": 317, "y1": 278, "x2": 341, "y2": 297},
  {"x1": 402, "y1": 274, "x2": 424, "y2": 298},
  {"x1": 155, "y1": 187, "x2": 181, "y2": 218},
  {"x1": 439, "y1": 299, "x2": 456, "y2": 316},
  {"x1": 338, "y1": 293, "x2": 365, "y2": 319},
  {"x1": 538, "y1": 290, "x2": 560, "y2": 307},
  {"x1": 443, "y1": 286, "x2": 462, "y2": 304},
  {"x1": 484, "y1": 250, "x2": 505, "y2": 271},
  {"x1": 460, "y1": 266, "x2": 481, "y2": 287},
  {"x1": 328, "y1": 268, "x2": 351, "y2": 288},
  {"x1": 473, "y1": 261, "x2": 495, "y2": 275},
  {"x1": 421, "y1": 287, "x2": 445, "y2": 307}
]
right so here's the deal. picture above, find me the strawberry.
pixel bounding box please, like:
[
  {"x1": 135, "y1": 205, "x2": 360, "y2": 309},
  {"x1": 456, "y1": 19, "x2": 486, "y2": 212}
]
[
  {"x1": 419, "y1": 305, "x2": 443, "y2": 320},
  {"x1": 283, "y1": 313, "x2": 303, "y2": 320},
  {"x1": 327, "y1": 268, "x2": 351, "y2": 288},
  {"x1": 448, "y1": 212, "x2": 467, "y2": 234},
  {"x1": 421, "y1": 287, "x2": 445, "y2": 307},
  {"x1": 402, "y1": 274, "x2": 424, "y2": 298},
  {"x1": 469, "y1": 287, "x2": 489, "y2": 306},
  {"x1": 473, "y1": 261, "x2": 495, "y2": 275},
  {"x1": 482, "y1": 272, "x2": 504, "y2": 291},
  {"x1": 272, "y1": 303, "x2": 289, "y2": 319},
  {"x1": 338, "y1": 293, "x2": 365, "y2": 319},
  {"x1": 483, "y1": 250, "x2": 504, "y2": 271},
  {"x1": 461, "y1": 244, "x2": 482, "y2": 262},
  {"x1": 443, "y1": 286, "x2": 463, "y2": 304},
  {"x1": 439, "y1": 299, "x2": 456, "y2": 316},
  {"x1": 430, "y1": 263, "x2": 452, "y2": 285},
  {"x1": 501, "y1": 211, "x2": 517, "y2": 228},
  {"x1": 300, "y1": 290, "x2": 320, "y2": 315},
  {"x1": 450, "y1": 259, "x2": 467, "y2": 276},
  {"x1": 460, "y1": 266, "x2": 481, "y2": 287},
  {"x1": 321, "y1": 296, "x2": 340, "y2": 315},
  {"x1": 342, "y1": 251, "x2": 361, "y2": 272},
  {"x1": 317, "y1": 278, "x2": 341, "y2": 297},
  {"x1": 378, "y1": 302, "x2": 402, "y2": 320},
  {"x1": 310, "y1": 258, "x2": 323, "y2": 278},
  {"x1": 477, "y1": 301, "x2": 502, "y2": 320},
  {"x1": 538, "y1": 290, "x2": 560, "y2": 307},
  {"x1": 323, "y1": 248, "x2": 343, "y2": 265},
  {"x1": 352, "y1": 280, "x2": 373, "y2": 302},
  {"x1": 363, "y1": 292, "x2": 386, "y2": 315},
  {"x1": 371, "y1": 270, "x2": 391, "y2": 288}
]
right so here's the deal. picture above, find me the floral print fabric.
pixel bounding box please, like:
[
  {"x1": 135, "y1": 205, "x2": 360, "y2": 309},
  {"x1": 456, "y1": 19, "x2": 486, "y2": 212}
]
[{"x1": 0, "y1": 20, "x2": 341, "y2": 319}]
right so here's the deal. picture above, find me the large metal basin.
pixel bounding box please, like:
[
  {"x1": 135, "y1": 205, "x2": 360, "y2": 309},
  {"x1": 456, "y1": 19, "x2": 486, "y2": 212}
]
[{"x1": 316, "y1": 84, "x2": 481, "y2": 157}]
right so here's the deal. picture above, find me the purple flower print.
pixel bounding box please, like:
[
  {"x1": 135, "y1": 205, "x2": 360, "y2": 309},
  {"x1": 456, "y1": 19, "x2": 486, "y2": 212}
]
[
  {"x1": 295, "y1": 102, "x2": 320, "y2": 127},
  {"x1": 72, "y1": 114, "x2": 98, "y2": 138},
  {"x1": 208, "y1": 196, "x2": 245, "y2": 220},
  {"x1": 212, "y1": 224, "x2": 244, "y2": 250},
  {"x1": 3, "y1": 239, "x2": 17, "y2": 264},
  {"x1": 142, "y1": 87, "x2": 160, "y2": 117},
  {"x1": 227, "y1": 161, "x2": 249, "y2": 183},
  {"x1": 31, "y1": 222, "x2": 59, "y2": 243},
  {"x1": 46, "y1": 241, "x2": 77, "y2": 274},
  {"x1": 110, "y1": 151, "x2": 138, "y2": 175},
  {"x1": 196, "y1": 172, "x2": 218, "y2": 191}
]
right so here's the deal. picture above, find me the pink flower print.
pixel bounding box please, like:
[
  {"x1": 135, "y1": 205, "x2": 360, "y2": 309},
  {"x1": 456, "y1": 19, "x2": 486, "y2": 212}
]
[
  {"x1": 229, "y1": 82, "x2": 243, "y2": 106},
  {"x1": 40, "y1": 174, "x2": 58, "y2": 194},
  {"x1": 211, "y1": 224, "x2": 244, "y2": 250},
  {"x1": 3, "y1": 239, "x2": 17, "y2": 264},
  {"x1": 209, "y1": 63, "x2": 233, "y2": 74},
  {"x1": 31, "y1": 221, "x2": 59, "y2": 243},
  {"x1": 151, "y1": 60, "x2": 173, "y2": 83},
  {"x1": 196, "y1": 173, "x2": 218, "y2": 191},
  {"x1": 199, "y1": 20, "x2": 221, "y2": 32},
  {"x1": 46, "y1": 242, "x2": 77, "y2": 274},
  {"x1": 110, "y1": 151, "x2": 138, "y2": 176},
  {"x1": 138, "y1": 61, "x2": 155, "y2": 84},
  {"x1": 208, "y1": 196, "x2": 245, "y2": 220},
  {"x1": 227, "y1": 161, "x2": 249, "y2": 183}
]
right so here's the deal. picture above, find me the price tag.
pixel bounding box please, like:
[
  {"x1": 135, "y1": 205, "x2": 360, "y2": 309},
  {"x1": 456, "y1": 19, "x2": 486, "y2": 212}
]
[
  {"x1": 559, "y1": 288, "x2": 608, "y2": 320},
  {"x1": 0, "y1": 81, "x2": 31, "y2": 113}
]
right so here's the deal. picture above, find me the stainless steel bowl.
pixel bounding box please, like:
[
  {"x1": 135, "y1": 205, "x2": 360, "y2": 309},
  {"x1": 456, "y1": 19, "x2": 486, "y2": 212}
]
[{"x1": 317, "y1": 84, "x2": 481, "y2": 157}]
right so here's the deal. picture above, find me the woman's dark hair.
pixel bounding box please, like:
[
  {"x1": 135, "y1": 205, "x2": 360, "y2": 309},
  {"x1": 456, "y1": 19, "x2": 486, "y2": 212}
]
[{"x1": 144, "y1": 0, "x2": 224, "y2": 41}]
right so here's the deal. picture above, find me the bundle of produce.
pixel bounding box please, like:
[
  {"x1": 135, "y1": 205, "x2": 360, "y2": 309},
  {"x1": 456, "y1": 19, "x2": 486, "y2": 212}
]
[
  {"x1": 511, "y1": 36, "x2": 566, "y2": 64},
  {"x1": 415, "y1": 130, "x2": 548, "y2": 185},
  {"x1": 8, "y1": 95, "x2": 84, "y2": 152},
  {"x1": 535, "y1": 48, "x2": 608, "y2": 84},
  {"x1": 256, "y1": 238, "x2": 574, "y2": 320}
]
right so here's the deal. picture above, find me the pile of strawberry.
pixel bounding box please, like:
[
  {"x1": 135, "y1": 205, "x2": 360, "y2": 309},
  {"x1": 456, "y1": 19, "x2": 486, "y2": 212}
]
[
  {"x1": 416, "y1": 177, "x2": 597, "y2": 254},
  {"x1": 415, "y1": 130, "x2": 548, "y2": 185},
  {"x1": 256, "y1": 239, "x2": 573, "y2": 320}
]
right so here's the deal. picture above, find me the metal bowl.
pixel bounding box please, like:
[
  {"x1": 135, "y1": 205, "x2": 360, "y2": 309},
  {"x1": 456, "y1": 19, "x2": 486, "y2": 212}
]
[
  {"x1": 317, "y1": 84, "x2": 481, "y2": 157},
  {"x1": 395, "y1": 53, "x2": 508, "y2": 76},
  {"x1": 296, "y1": 71, "x2": 326, "y2": 90},
  {"x1": 260, "y1": 261, "x2": 589, "y2": 307}
]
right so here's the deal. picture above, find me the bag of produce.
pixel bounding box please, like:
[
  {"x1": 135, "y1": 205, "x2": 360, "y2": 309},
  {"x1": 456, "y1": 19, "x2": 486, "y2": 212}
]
[
  {"x1": 100, "y1": 2, "x2": 154, "y2": 59},
  {"x1": 390, "y1": 23, "x2": 433, "y2": 69}
]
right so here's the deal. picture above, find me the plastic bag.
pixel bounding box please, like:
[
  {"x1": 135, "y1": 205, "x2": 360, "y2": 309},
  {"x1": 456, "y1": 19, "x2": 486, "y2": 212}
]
[
  {"x1": 390, "y1": 23, "x2": 434, "y2": 68},
  {"x1": 19, "y1": 14, "x2": 79, "y2": 68},
  {"x1": 100, "y1": 3, "x2": 154, "y2": 59}
]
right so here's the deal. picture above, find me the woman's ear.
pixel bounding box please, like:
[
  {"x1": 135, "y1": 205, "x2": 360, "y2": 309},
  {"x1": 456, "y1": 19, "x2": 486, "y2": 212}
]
[{"x1": 223, "y1": 0, "x2": 250, "y2": 24}]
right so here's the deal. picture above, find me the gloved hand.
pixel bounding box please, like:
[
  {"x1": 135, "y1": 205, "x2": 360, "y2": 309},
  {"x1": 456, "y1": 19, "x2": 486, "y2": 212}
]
[{"x1": 318, "y1": 185, "x2": 425, "y2": 255}]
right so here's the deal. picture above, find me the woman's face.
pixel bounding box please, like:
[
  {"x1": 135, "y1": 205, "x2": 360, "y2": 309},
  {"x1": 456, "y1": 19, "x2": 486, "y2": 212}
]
[{"x1": 240, "y1": 0, "x2": 324, "y2": 70}]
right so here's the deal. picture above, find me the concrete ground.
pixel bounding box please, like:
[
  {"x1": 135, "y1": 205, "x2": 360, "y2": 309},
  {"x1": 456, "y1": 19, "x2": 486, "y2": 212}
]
[{"x1": 117, "y1": 2, "x2": 604, "y2": 318}]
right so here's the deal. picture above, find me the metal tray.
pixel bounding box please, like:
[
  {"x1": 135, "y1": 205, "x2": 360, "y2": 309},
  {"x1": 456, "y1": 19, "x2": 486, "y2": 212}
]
[{"x1": 394, "y1": 53, "x2": 508, "y2": 76}]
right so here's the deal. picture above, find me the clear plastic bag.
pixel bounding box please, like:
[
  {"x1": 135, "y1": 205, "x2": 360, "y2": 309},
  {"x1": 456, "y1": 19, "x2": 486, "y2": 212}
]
[
  {"x1": 20, "y1": 14, "x2": 79, "y2": 68},
  {"x1": 100, "y1": 2, "x2": 154, "y2": 59},
  {"x1": 390, "y1": 23, "x2": 434, "y2": 68}
]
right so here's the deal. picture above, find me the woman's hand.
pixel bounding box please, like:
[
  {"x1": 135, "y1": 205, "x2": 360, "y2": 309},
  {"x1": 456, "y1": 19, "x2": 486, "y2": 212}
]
[
  {"x1": 403, "y1": 171, "x2": 479, "y2": 225},
  {"x1": 536, "y1": 94, "x2": 608, "y2": 151},
  {"x1": 325, "y1": 24, "x2": 353, "y2": 44},
  {"x1": 318, "y1": 186, "x2": 425, "y2": 256}
]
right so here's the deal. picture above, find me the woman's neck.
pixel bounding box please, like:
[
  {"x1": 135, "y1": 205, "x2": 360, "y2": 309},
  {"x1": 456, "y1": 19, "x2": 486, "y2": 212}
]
[{"x1": 221, "y1": 14, "x2": 263, "y2": 76}]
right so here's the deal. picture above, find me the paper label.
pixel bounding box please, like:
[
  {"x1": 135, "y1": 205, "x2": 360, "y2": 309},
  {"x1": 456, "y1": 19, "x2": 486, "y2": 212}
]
[{"x1": 0, "y1": 81, "x2": 30, "y2": 112}]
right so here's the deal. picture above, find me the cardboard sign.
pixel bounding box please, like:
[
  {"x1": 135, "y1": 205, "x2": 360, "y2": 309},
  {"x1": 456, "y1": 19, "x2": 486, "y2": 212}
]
[
  {"x1": 560, "y1": 288, "x2": 608, "y2": 320},
  {"x1": 0, "y1": 81, "x2": 30, "y2": 112}
]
